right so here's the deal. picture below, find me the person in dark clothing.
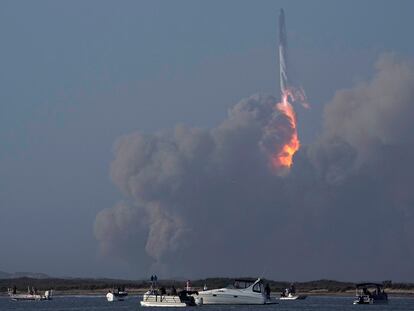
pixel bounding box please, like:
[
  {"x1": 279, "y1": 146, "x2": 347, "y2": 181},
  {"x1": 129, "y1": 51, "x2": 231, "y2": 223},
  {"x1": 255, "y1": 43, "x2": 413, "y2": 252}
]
[
  {"x1": 171, "y1": 285, "x2": 177, "y2": 295},
  {"x1": 265, "y1": 283, "x2": 271, "y2": 300},
  {"x1": 160, "y1": 287, "x2": 166, "y2": 295}
]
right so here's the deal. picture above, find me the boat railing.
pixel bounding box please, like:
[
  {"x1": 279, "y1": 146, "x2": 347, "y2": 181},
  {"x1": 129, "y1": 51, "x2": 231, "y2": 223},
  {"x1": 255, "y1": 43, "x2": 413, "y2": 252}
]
[{"x1": 144, "y1": 293, "x2": 182, "y2": 303}]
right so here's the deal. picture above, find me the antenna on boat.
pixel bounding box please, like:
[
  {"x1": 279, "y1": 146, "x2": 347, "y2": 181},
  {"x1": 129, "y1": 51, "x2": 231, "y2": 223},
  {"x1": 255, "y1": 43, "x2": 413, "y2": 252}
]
[{"x1": 260, "y1": 266, "x2": 268, "y2": 280}]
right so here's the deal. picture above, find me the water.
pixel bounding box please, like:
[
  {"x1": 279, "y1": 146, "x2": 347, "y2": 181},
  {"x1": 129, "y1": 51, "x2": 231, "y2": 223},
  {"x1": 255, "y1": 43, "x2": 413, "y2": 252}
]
[{"x1": 0, "y1": 295, "x2": 413, "y2": 311}]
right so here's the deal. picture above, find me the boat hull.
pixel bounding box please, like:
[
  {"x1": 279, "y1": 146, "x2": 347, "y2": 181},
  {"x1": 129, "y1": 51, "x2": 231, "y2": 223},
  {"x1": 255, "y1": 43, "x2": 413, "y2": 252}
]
[
  {"x1": 106, "y1": 292, "x2": 128, "y2": 302},
  {"x1": 197, "y1": 291, "x2": 266, "y2": 305},
  {"x1": 353, "y1": 298, "x2": 388, "y2": 304},
  {"x1": 280, "y1": 295, "x2": 307, "y2": 300},
  {"x1": 140, "y1": 294, "x2": 196, "y2": 307},
  {"x1": 10, "y1": 294, "x2": 49, "y2": 301}
]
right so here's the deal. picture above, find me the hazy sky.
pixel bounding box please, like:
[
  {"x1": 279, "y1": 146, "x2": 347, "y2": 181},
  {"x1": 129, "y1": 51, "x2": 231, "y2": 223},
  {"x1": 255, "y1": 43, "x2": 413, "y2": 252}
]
[{"x1": 1, "y1": 0, "x2": 414, "y2": 280}]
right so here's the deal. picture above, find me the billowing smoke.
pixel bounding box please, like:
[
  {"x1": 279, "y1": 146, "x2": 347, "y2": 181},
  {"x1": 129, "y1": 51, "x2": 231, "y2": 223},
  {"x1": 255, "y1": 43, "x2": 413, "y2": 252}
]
[{"x1": 95, "y1": 55, "x2": 414, "y2": 280}]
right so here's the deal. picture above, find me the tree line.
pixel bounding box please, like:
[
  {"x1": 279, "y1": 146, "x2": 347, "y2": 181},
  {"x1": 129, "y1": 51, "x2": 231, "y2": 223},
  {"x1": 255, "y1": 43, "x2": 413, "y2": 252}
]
[{"x1": 1, "y1": 277, "x2": 413, "y2": 293}]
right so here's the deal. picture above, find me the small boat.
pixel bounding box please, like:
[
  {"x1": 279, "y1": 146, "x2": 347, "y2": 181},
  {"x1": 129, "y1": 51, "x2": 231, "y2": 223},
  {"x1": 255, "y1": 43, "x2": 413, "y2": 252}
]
[
  {"x1": 140, "y1": 289, "x2": 202, "y2": 307},
  {"x1": 106, "y1": 286, "x2": 128, "y2": 302},
  {"x1": 279, "y1": 293, "x2": 307, "y2": 300},
  {"x1": 8, "y1": 286, "x2": 52, "y2": 301},
  {"x1": 196, "y1": 278, "x2": 272, "y2": 305},
  {"x1": 279, "y1": 284, "x2": 307, "y2": 300},
  {"x1": 353, "y1": 283, "x2": 388, "y2": 304}
]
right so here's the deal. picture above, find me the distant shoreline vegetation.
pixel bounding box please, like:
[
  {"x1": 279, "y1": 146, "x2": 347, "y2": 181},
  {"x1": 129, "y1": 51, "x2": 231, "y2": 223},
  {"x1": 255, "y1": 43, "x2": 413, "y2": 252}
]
[{"x1": 1, "y1": 278, "x2": 414, "y2": 294}]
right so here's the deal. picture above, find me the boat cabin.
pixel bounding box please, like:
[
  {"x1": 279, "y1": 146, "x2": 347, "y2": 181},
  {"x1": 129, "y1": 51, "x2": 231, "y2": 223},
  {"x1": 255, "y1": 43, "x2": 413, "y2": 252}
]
[
  {"x1": 354, "y1": 283, "x2": 388, "y2": 304},
  {"x1": 231, "y1": 279, "x2": 264, "y2": 293}
]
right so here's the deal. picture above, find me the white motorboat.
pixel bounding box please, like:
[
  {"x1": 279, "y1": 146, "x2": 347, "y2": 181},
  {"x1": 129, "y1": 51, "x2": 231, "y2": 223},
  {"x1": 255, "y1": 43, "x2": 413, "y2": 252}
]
[
  {"x1": 140, "y1": 289, "x2": 202, "y2": 307},
  {"x1": 279, "y1": 283, "x2": 306, "y2": 300},
  {"x1": 196, "y1": 278, "x2": 270, "y2": 305},
  {"x1": 8, "y1": 286, "x2": 52, "y2": 301},
  {"x1": 106, "y1": 286, "x2": 128, "y2": 302},
  {"x1": 279, "y1": 293, "x2": 307, "y2": 300}
]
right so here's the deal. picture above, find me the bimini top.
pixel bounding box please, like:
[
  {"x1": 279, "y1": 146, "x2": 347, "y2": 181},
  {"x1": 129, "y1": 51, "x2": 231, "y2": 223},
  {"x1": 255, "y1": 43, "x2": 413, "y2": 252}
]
[{"x1": 355, "y1": 283, "x2": 384, "y2": 288}]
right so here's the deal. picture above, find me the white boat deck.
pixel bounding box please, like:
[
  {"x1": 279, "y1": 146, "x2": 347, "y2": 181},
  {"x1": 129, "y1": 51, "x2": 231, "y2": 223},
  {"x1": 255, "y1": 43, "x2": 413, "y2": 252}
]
[{"x1": 140, "y1": 294, "x2": 187, "y2": 307}]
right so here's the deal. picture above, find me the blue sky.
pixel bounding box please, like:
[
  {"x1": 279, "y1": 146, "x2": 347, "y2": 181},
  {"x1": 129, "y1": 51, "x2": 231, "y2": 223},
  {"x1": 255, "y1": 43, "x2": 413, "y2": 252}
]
[{"x1": 1, "y1": 0, "x2": 414, "y2": 278}]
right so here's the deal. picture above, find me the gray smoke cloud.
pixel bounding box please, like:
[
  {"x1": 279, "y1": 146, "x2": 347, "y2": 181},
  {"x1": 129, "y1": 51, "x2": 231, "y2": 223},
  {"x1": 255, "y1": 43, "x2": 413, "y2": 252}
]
[{"x1": 95, "y1": 54, "x2": 414, "y2": 281}]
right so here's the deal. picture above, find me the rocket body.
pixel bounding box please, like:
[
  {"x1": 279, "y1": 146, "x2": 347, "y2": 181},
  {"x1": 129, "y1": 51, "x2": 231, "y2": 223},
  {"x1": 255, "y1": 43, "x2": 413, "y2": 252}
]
[{"x1": 279, "y1": 9, "x2": 288, "y2": 97}]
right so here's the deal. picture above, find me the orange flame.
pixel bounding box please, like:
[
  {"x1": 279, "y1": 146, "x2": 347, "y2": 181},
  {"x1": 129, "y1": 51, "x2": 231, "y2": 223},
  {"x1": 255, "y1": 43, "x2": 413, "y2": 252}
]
[{"x1": 271, "y1": 92, "x2": 300, "y2": 170}]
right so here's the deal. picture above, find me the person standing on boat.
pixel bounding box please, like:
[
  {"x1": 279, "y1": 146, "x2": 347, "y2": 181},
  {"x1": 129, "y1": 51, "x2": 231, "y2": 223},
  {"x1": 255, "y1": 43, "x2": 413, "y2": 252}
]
[
  {"x1": 290, "y1": 284, "x2": 296, "y2": 295},
  {"x1": 160, "y1": 287, "x2": 166, "y2": 295},
  {"x1": 265, "y1": 283, "x2": 271, "y2": 300}
]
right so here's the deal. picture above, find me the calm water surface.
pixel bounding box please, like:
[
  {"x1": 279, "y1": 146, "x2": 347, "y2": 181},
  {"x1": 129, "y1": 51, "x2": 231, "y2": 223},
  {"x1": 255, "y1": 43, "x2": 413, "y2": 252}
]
[{"x1": 0, "y1": 295, "x2": 413, "y2": 311}]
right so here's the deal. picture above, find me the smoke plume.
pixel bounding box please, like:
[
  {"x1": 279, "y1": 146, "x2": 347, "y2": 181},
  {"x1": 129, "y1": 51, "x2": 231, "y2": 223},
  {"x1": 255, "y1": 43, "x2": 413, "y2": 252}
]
[{"x1": 95, "y1": 55, "x2": 414, "y2": 280}]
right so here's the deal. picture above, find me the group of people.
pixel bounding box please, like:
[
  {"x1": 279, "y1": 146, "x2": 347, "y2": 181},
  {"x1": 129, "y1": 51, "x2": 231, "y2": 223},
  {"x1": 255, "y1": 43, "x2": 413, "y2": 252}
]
[
  {"x1": 362, "y1": 287, "x2": 385, "y2": 298},
  {"x1": 8, "y1": 286, "x2": 38, "y2": 296},
  {"x1": 150, "y1": 275, "x2": 179, "y2": 296},
  {"x1": 158, "y1": 285, "x2": 178, "y2": 296},
  {"x1": 150, "y1": 275, "x2": 158, "y2": 287},
  {"x1": 280, "y1": 284, "x2": 296, "y2": 297}
]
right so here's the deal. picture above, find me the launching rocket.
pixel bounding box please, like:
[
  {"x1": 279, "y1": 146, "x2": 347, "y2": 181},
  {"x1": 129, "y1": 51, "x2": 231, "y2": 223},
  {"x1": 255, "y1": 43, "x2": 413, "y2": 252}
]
[{"x1": 279, "y1": 8, "x2": 288, "y2": 97}]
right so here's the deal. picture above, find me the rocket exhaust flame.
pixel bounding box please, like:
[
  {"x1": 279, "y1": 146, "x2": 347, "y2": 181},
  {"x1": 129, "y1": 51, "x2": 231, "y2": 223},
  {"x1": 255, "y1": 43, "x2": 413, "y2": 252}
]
[
  {"x1": 271, "y1": 93, "x2": 300, "y2": 169},
  {"x1": 269, "y1": 9, "x2": 309, "y2": 172}
]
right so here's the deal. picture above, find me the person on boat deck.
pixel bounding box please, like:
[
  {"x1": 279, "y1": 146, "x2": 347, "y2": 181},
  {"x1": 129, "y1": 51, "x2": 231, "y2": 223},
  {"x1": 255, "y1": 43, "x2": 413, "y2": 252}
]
[
  {"x1": 171, "y1": 285, "x2": 177, "y2": 295},
  {"x1": 160, "y1": 287, "x2": 166, "y2": 295},
  {"x1": 150, "y1": 275, "x2": 158, "y2": 289},
  {"x1": 363, "y1": 287, "x2": 373, "y2": 297},
  {"x1": 290, "y1": 284, "x2": 296, "y2": 294},
  {"x1": 265, "y1": 283, "x2": 271, "y2": 299}
]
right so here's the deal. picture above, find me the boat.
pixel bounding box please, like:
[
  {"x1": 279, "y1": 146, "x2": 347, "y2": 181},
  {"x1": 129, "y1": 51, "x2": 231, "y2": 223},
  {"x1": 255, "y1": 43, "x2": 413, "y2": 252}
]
[
  {"x1": 353, "y1": 283, "x2": 388, "y2": 304},
  {"x1": 196, "y1": 278, "x2": 273, "y2": 305},
  {"x1": 8, "y1": 286, "x2": 52, "y2": 301},
  {"x1": 106, "y1": 286, "x2": 128, "y2": 302},
  {"x1": 279, "y1": 284, "x2": 307, "y2": 300},
  {"x1": 140, "y1": 289, "x2": 202, "y2": 307},
  {"x1": 279, "y1": 293, "x2": 307, "y2": 300}
]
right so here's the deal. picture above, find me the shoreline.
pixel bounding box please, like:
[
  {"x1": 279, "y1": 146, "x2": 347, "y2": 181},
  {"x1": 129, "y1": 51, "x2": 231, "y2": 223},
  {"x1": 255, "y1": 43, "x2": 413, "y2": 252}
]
[
  {"x1": 1, "y1": 288, "x2": 414, "y2": 298},
  {"x1": 2, "y1": 277, "x2": 414, "y2": 299}
]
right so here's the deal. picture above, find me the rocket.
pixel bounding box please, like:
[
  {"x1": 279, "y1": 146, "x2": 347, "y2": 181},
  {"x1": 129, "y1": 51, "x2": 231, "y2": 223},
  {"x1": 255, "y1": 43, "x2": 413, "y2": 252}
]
[{"x1": 279, "y1": 8, "x2": 288, "y2": 97}]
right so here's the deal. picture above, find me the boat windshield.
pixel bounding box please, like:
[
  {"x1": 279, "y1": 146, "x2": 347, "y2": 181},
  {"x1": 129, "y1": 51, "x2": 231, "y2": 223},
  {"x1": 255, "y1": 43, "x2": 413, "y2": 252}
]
[
  {"x1": 232, "y1": 280, "x2": 255, "y2": 289},
  {"x1": 253, "y1": 282, "x2": 263, "y2": 293}
]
